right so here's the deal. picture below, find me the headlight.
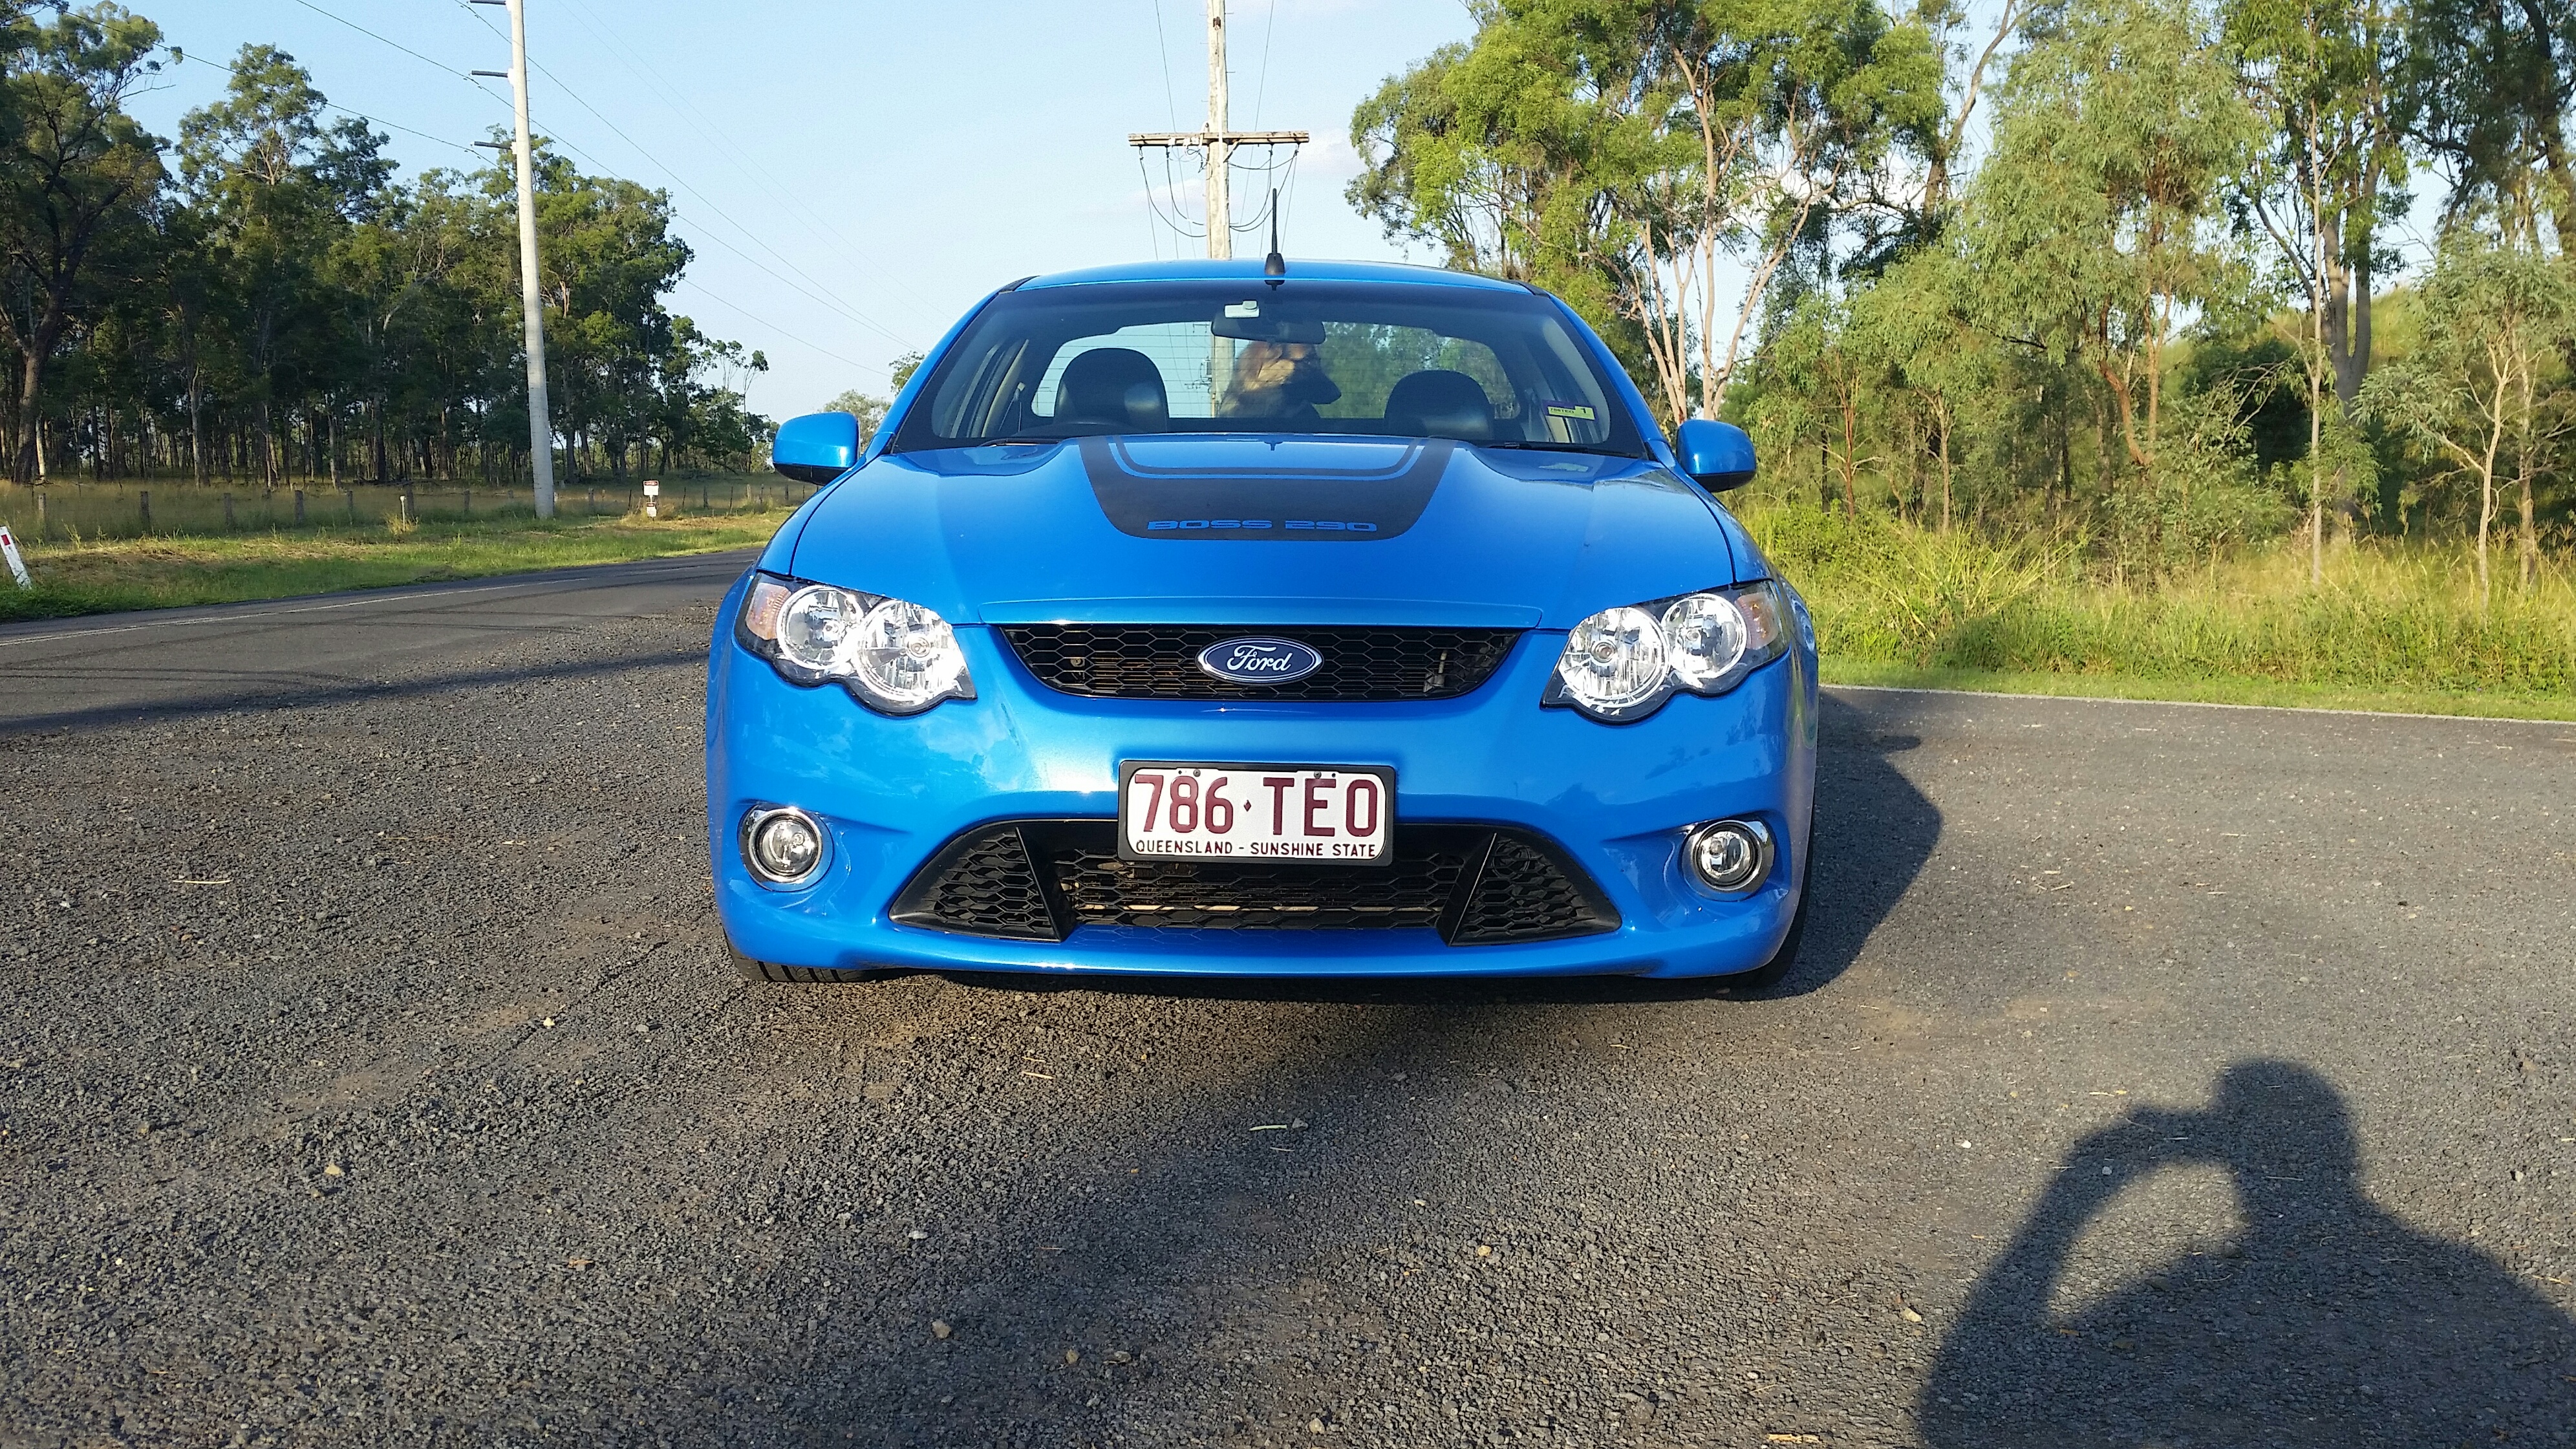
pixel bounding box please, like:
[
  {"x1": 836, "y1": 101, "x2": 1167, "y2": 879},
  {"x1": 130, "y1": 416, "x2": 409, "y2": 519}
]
[
  {"x1": 1543, "y1": 581, "x2": 1792, "y2": 722},
  {"x1": 734, "y1": 571, "x2": 976, "y2": 715}
]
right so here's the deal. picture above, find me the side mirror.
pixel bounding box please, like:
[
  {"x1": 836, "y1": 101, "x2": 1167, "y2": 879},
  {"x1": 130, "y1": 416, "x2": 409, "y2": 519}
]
[
  {"x1": 772, "y1": 411, "x2": 862, "y2": 484},
  {"x1": 1675, "y1": 418, "x2": 1756, "y2": 492}
]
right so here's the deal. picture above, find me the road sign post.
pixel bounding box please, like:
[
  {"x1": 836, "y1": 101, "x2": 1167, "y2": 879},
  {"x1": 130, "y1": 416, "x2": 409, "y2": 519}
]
[
  {"x1": 643, "y1": 479, "x2": 661, "y2": 519},
  {"x1": 1, "y1": 524, "x2": 30, "y2": 590}
]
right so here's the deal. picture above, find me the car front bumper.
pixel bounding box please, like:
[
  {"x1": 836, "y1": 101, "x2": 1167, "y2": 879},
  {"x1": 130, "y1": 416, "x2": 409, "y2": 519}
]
[{"x1": 704, "y1": 575, "x2": 1818, "y2": 980}]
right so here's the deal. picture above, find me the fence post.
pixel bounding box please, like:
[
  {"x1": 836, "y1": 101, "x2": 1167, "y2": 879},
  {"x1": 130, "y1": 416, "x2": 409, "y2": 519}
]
[
  {"x1": 138, "y1": 489, "x2": 151, "y2": 532},
  {"x1": 223, "y1": 491, "x2": 235, "y2": 529},
  {"x1": 403, "y1": 480, "x2": 415, "y2": 521},
  {"x1": 33, "y1": 490, "x2": 43, "y2": 537},
  {"x1": 293, "y1": 489, "x2": 305, "y2": 526},
  {"x1": 462, "y1": 488, "x2": 472, "y2": 517},
  {"x1": 345, "y1": 488, "x2": 356, "y2": 524}
]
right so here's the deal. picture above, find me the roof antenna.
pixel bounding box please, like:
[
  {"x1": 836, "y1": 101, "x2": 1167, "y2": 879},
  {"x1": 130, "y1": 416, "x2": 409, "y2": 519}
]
[{"x1": 1263, "y1": 188, "x2": 1286, "y2": 284}]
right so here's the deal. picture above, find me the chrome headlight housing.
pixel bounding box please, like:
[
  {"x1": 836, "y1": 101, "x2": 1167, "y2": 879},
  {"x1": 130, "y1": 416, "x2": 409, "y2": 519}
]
[
  {"x1": 734, "y1": 571, "x2": 976, "y2": 715},
  {"x1": 1543, "y1": 580, "x2": 1793, "y2": 722}
]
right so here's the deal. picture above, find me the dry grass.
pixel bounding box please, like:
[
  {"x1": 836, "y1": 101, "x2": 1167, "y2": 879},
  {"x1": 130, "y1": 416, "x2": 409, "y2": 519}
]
[{"x1": 1743, "y1": 502, "x2": 2576, "y2": 715}]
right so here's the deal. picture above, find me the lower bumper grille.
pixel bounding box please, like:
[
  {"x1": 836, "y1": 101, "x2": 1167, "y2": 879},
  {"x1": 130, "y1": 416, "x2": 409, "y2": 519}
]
[{"x1": 889, "y1": 822, "x2": 1617, "y2": 947}]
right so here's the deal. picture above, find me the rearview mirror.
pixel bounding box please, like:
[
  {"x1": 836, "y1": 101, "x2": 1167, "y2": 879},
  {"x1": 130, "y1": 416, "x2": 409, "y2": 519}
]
[
  {"x1": 773, "y1": 411, "x2": 862, "y2": 484},
  {"x1": 1210, "y1": 298, "x2": 1326, "y2": 344},
  {"x1": 1675, "y1": 418, "x2": 1756, "y2": 492}
]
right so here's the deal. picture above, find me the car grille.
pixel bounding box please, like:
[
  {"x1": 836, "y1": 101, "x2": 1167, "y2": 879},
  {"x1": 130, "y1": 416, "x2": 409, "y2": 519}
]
[
  {"x1": 997, "y1": 625, "x2": 1521, "y2": 702},
  {"x1": 890, "y1": 822, "x2": 1616, "y2": 947}
]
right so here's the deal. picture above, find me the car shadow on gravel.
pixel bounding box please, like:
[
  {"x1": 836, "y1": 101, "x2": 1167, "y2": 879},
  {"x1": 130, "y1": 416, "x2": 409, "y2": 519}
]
[{"x1": 1921, "y1": 1060, "x2": 2576, "y2": 1446}]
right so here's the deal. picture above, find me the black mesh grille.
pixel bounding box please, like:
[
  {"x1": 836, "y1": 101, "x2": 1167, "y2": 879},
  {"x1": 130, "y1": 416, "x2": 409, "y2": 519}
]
[
  {"x1": 1051, "y1": 841, "x2": 1470, "y2": 930},
  {"x1": 1451, "y1": 834, "x2": 1615, "y2": 944},
  {"x1": 888, "y1": 828, "x2": 1056, "y2": 940},
  {"x1": 888, "y1": 822, "x2": 1616, "y2": 947},
  {"x1": 999, "y1": 626, "x2": 1520, "y2": 702}
]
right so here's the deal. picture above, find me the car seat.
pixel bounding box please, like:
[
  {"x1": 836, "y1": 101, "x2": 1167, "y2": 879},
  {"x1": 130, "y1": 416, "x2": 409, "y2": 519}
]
[
  {"x1": 1055, "y1": 348, "x2": 1170, "y2": 431},
  {"x1": 1382, "y1": 369, "x2": 1496, "y2": 442}
]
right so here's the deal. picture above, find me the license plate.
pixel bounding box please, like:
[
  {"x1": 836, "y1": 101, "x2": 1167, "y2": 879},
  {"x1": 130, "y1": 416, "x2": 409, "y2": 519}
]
[{"x1": 1119, "y1": 761, "x2": 1394, "y2": 864}]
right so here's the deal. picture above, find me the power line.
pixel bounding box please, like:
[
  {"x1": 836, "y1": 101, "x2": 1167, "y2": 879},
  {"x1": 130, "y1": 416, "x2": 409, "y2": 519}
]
[
  {"x1": 174, "y1": 48, "x2": 482, "y2": 156},
  {"x1": 553, "y1": 0, "x2": 944, "y2": 320},
  {"x1": 172, "y1": 30, "x2": 883, "y2": 394},
  {"x1": 284, "y1": 0, "x2": 508, "y2": 107},
  {"x1": 447, "y1": 0, "x2": 918, "y2": 350},
  {"x1": 1252, "y1": 0, "x2": 1277, "y2": 127},
  {"x1": 478, "y1": 0, "x2": 941, "y2": 328},
  {"x1": 1150, "y1": 0, "x2": 1181, "y2": 130},
  {"x1": 675, "y1": 277, "x2": 884, "y2": 378}
]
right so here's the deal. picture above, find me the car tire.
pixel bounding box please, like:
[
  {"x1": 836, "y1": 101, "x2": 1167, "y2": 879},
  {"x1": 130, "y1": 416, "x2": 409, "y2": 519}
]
[
  {"x1": 1721, "y1": 813, "x2": 1814, "y2": 994},
  {"x1": 729, "y1": 945, "x2": 879, "y2": 984}
]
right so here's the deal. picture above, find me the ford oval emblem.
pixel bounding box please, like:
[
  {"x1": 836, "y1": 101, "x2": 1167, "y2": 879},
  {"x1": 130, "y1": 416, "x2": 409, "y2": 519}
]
[{"x1": 1197, "y1": 637, "x2": 1324, "y2": 685}]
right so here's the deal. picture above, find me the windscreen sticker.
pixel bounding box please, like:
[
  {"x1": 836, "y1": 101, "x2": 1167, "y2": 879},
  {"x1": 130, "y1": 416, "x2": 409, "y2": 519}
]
[
  {"x1": 1079, "y1": 437, "x2": 1452, "y2": 542},
  {"x1": 1542, "y1": 402, "x2": 1597, "y2": 421}
]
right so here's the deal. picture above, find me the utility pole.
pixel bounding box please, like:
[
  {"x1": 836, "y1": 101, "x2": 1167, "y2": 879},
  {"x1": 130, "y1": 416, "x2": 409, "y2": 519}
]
[
  {"x1": 1129, "y1": 0, "x2": 1307, "y2": 259},
  {"x1": 1129, "y1": 0, "x2": 1306, "y2": 398},
  {"x1": 471, "y1": 0, "x2": 556, "y2": 518},
  {"x1": 1205, "y1": 0, "x2": 1230, "y2": 262}
]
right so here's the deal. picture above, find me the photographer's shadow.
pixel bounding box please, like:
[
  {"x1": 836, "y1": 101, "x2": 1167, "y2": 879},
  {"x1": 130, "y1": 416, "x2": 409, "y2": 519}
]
[{"x1": 1924, "y1": 1060, "x2": 2576, "y2": 1446}]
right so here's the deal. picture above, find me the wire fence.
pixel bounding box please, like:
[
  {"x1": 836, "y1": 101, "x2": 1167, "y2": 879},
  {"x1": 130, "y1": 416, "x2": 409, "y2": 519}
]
[{"x1": 0, "y1": 475, "x2": 811, "y2": 544}]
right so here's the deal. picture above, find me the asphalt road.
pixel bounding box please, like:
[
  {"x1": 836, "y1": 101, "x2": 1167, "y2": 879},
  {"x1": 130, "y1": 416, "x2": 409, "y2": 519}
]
[{"x1": 3, "y1": 564, "x2": 2571, "y2": 1448}]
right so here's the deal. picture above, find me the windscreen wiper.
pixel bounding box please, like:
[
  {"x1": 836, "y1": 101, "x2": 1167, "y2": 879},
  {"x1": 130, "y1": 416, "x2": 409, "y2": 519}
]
[{"x1": 1472, "y1": 439, "x2": 1640, "y2": 458}]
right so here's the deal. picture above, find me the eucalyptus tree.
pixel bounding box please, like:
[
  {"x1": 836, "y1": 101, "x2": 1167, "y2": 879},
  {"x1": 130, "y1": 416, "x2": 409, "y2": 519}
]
[
  {"x1": 2359, "y1": 237, "x2": 2576, "y2": 601},
  {"x1": 0, "y1": 1, "x2": 165, "y2": 483},
  {"x1": 1959, "y1": 0, "x2": 2262, "y2": 491},
  {"x1": 2224, "y1": 0, "x2": 2405, "y2": 409},
  {"x1": 502, "y1": 147, "x2": 691, "y2": 484},
  {"x1": 177, "y1": 45, "x2": 389, "y2": 486},
  {"x1": 1350, "y1": 0, "x2": 1941, "y2": 424},
  {"x1": 2402, "y1": 0, "x2": 2575, "y2": 248},
  {"x1": 2224, "y1": 0, "x2": 2410, "y2": 578}
]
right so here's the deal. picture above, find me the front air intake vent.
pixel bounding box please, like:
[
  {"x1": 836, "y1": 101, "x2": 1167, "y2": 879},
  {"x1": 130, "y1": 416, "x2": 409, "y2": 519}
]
[{"x1": 888, "y1": 822, "x2": 1616, "y2": 946}]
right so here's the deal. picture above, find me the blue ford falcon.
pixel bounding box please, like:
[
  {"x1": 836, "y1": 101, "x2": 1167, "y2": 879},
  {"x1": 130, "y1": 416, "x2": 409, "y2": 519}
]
[{"x1": 706, "y1": 259, "x2": 1818, "y2": 984}]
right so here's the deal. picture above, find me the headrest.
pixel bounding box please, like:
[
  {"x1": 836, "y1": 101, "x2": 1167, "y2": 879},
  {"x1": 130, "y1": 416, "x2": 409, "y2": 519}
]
[
  {"x1": 1055, "y1": 348, "x2": 1169, "y2": 430},
  {"x1": 1383, "y1": 369, "x2": 1494, "y2": 442}
]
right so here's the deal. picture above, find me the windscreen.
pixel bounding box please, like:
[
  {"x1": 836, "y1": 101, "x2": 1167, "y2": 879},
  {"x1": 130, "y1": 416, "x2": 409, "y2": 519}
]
[{"x1": 890, "y1": 281, "x2": 1646, "y2": 456}]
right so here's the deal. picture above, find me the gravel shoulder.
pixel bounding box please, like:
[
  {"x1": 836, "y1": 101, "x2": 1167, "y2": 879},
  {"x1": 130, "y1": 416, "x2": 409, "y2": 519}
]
[{"x1": 3, "y1": 578, "x2": 2571, "y2": 1448}]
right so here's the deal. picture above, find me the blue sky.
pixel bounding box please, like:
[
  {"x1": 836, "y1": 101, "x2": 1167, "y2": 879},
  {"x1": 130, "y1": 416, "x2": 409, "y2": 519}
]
[{"x1": 136, "y1": 0, "x2": 1477, "y2": 419}]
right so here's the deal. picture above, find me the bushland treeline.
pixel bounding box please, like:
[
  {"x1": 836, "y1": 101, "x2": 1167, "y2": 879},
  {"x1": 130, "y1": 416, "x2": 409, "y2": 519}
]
[
  {"x1": 0, "y1": 4, "x2": 767, "y2": 494},
  {"x1": 1353, "y1": 0, "x2": 2576, "y2": 599}
]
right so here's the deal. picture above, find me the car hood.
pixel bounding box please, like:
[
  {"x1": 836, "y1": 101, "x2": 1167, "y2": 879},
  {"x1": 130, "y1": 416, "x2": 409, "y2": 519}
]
[{"x1": 778, "y1": 435, "x2": 1750, "y2": 628}]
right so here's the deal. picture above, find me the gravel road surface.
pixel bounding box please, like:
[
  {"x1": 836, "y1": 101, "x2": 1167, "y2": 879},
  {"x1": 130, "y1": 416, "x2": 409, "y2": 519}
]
[{"x1": 4, "y1": 564, "x2": 2571, "y2": 1448}]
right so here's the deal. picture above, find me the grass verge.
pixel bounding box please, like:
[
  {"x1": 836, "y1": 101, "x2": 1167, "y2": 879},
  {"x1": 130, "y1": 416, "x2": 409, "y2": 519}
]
[
  {"x1": 0, "y1": 510, "x2": 784, "y2": 624},
  {"x1": 1743, "y1": 500, "x2": 2576, "y2": 722}
]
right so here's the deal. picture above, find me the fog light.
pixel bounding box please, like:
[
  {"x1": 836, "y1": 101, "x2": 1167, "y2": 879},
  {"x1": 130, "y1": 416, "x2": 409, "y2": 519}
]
[
  {"x1": 1686, "y1": 819, "x2": 1774, "y2": 894},
  {"x1": 742, "y1": 805, "x2": 827, "y2": 887}
]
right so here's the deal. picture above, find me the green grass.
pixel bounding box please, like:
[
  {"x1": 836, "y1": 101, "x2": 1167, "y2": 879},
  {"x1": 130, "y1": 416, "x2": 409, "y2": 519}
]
[
  {"x1": 9, "y1": 477, "x2": 2570, "y2": 723},
  {"x1": 0, "y1": 506, "x2": 789, "y2": 623},
  {"x1": 1742, "y1": 501, "x2": 2576, "y2": 721}
]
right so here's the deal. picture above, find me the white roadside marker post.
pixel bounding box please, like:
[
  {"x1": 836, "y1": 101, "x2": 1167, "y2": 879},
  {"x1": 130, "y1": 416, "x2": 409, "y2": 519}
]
[
  {"x1": 643, "y1": 479, "x2": 660, "y2": 519},
  {"x1": 1, "y1": 524, "x2": 29, "y2": 590}
]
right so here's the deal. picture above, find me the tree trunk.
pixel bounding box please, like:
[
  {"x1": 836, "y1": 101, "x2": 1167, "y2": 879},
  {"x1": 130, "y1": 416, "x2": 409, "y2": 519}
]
[
  {"x1": 2520, "y1": 462, "x2": 2538, "y2": 594},
  {"x1": 2309, "y1": 366, "x2": 2324, "y2": 586},
  {"x1": 12, "y1": 311, "x2": 64, "y2": 485}
]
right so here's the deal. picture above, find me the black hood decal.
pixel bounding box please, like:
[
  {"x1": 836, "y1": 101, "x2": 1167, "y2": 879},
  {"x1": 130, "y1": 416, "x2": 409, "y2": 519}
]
[{"x1": 1079, "y1": 436, "x2": 1452, "y2": 541}]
